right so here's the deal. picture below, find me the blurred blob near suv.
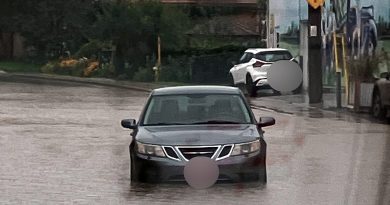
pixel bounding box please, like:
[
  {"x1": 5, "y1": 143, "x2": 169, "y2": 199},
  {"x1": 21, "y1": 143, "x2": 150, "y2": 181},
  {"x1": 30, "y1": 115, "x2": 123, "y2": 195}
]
[
  {"x1": 372, "y1": 71, "x2": 390, "y2": 119},
  {"x1": 229, "y1": 48, "x2": 297, "y2": 97}
]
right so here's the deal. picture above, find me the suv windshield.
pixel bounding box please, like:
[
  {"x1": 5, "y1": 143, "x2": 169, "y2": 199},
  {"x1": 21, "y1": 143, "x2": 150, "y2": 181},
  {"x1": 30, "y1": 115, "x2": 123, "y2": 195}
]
[
  {"x1": 142, "y1": 94, "x2": 252, "y2": 126},
  {"x1": 255, "y1": 51, "x2": 293, "y2": 62}
]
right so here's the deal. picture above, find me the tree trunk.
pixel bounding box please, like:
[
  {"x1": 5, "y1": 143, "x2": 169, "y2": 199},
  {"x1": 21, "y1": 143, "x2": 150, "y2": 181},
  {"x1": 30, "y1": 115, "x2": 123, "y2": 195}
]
[
  {"x1": 9, "y1": 32, "x2": 14, "y2": 60},
  {"x1": 0, "y1": 32, "x2": 15, "y2": 60},
  {"x1": 114, "y1": 44, "x2": 125, "y2": 75}
]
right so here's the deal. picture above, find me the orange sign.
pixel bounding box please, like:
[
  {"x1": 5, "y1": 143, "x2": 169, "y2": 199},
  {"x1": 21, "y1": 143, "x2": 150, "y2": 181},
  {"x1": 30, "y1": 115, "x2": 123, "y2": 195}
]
[{"x1": 307, "y1": 0, "x2": 324, "y2": 9}]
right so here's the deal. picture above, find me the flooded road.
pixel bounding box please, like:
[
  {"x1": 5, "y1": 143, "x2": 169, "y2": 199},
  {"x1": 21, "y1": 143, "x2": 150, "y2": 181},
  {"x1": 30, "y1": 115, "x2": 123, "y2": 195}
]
[{"x1": 0, "y1": 76, "x2": 389, "y2": 205}]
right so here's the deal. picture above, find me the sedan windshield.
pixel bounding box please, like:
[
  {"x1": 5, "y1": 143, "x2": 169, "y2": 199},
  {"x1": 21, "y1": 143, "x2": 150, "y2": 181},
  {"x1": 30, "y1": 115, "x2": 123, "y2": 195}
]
[{"x1": 142, "y1": 94, "x2": 252, "y2": 126}]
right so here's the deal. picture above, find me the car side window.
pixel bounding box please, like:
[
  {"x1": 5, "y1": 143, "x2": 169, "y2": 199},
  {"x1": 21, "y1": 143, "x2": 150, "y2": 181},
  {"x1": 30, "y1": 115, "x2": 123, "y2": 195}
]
[
  {"x1": 238, "y1": 53, "x2": 247, "y2": 64},
  {"x1": 255, "y1": 51, "x2": 293, "y2": 62},
  {"x1": 239, "y1": 52, "x2": 254, "y2": 64},
  {"x1": 245, "y1": 53, "x2": 254, "y2": 62},
  {"x1": 255, "y1": 53, "x2": 266, "y2": 61}
]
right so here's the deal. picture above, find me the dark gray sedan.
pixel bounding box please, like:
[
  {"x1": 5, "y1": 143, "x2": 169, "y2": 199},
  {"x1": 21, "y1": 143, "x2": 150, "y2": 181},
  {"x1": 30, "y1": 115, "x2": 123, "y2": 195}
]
[{"x1": 121, "y1": 86, "x2": 275, "y2": 183}]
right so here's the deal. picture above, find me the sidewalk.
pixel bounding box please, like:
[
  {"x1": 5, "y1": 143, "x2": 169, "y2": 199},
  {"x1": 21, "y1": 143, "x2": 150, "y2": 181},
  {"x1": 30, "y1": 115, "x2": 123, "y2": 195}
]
[
  {"x1": 249, "y1": 92, "x2": 351, "y2": 113},
  {"x1": 0, "y1": 72, "x2": 183, "y2": 93}
]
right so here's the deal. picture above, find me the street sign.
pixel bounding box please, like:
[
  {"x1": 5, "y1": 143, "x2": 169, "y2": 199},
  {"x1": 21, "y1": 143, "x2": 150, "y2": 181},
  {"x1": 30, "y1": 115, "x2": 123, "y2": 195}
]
[{"x1": 307, "y1": 0, "x2": 324, "y2": 9}]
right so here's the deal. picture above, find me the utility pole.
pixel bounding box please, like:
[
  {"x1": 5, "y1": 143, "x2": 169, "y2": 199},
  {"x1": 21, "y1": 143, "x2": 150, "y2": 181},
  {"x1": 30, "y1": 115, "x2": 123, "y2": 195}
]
[
  {"x1": 307, "y1": 3, "x2": 323, "y2": 103},
  {"x1": 154, "y1": 35, "x2": 161, "y2": 82}
]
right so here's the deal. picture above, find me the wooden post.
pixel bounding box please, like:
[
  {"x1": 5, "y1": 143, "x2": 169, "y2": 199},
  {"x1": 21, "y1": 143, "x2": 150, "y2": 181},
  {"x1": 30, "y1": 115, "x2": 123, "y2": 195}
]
[
  {"x1": 157, "y1": 35, "x2": 161, "y2": 67},
  {"x1": 155, "y1": 35, "x2": 161, "y2": 82},
  {"x1": 341, "y1": 34, "x2": 349, "y2": 105}
]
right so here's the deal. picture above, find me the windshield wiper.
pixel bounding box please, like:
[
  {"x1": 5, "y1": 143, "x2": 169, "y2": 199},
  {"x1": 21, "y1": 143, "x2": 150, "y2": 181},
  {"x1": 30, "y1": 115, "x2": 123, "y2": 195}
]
[{"x1": 191, "y1": 120, "x2": 240, "y2": 125}]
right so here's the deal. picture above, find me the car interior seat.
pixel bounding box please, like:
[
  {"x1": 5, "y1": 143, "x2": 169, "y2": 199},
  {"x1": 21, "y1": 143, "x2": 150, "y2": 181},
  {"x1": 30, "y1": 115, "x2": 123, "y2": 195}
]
[{"x1": 159, "y1": 99, "x2": 179, "y2": 123}]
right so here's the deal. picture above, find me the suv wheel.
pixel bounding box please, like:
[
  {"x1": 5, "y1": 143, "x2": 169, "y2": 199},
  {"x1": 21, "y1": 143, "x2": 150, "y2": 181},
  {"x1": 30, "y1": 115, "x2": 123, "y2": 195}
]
[
  {"x1": 371, "y1": 90, "x2": 386, "y2": 119},
  {"x1": 292, "y1": 83, "x2": 302, "y2": 94},
  {"x1": 246, "y1": 75, "x2": 257, "y2": 97},
  {"x1": 229, "y1": 74, "x2": 235, "y2": 87}
]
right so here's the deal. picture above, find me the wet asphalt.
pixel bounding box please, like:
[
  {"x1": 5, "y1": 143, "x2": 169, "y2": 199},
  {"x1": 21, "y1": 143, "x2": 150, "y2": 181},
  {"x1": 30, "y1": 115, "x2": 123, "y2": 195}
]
[{"x1": 0, "y1": 76, "x2": 389, "y2": 205}]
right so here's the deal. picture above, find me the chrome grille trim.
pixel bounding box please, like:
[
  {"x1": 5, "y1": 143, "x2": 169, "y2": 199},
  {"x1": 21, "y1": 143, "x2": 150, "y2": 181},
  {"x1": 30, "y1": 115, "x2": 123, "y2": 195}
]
[
  {"x1": 162, "y1": 146, "x2": 181, "y2": 161},
  {"x1": 216, "y1": 144, "x2": 234, "y2": 161},
  {"x1": 175, "y1": 145, "x2": 221, "y2": 161}
]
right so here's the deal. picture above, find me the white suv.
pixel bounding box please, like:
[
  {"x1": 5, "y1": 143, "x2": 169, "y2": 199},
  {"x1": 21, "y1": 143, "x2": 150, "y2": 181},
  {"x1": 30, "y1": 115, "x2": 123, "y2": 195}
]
[{"x1": 229, "y1": 48, "x2": 297, "y2": 97}]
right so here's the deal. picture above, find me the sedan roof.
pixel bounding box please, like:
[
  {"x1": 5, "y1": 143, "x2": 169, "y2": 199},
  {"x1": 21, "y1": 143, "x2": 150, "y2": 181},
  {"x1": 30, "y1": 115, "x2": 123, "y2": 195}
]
[
  {"x1": 152, "y1": 86, "x2": 242, "y2": 96},
  {"x1": 245, "y1": 48, "x2": 289, "y2": 54}
]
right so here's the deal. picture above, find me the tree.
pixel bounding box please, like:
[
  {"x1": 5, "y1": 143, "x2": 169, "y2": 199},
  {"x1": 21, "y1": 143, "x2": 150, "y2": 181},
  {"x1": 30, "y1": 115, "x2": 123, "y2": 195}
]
[
  {"x1": 20, "y1": 0, "x2": 98, "y2": 59},
  {"x1": 91, "y1": 1, "x2": 189, "y2": 77},
  {"x1": 0, "y1": 0, "x2": 98, "y2": 60}
]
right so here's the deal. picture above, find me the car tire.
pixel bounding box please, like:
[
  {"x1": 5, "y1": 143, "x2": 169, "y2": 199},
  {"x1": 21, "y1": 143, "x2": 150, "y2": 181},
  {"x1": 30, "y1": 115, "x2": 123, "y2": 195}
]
[
  {"x1": 292, "y1": 83, "x2": 302, "y2": 94},
  {"x1": 239, "y1": 167, "x2": 267, "y2": 184},
  {"x1": 259, "y1": 166, "x2": 267, "y2": 184},
  {"x1": 130, "y1": 154, "x2": 139, "y2": 182},
  {"x1": 371, "y1": 90, "x2": 386, "y2": 119},
  {"x1": 246, "y1": 75, "x2": 257, "y2": 97}
]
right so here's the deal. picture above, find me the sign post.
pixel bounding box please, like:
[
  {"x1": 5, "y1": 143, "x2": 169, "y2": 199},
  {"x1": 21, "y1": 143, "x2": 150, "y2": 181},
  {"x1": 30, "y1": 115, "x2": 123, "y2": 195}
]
[
  {"x1": 307, "y1": 0, "x2": 325, "y2": 10},
  {"x1": 307, "y1": 0, "x2": 324, "y2": 103}
]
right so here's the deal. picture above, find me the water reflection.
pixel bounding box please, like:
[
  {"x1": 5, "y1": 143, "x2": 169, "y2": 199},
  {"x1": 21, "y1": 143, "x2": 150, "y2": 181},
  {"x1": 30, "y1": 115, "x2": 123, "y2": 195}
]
[
  {"x1": 375, "y1": 126, "x2": 390, "y2": 205},
  {"x1": 126, "y1": 182, "x2": 267, "y2": 204}
]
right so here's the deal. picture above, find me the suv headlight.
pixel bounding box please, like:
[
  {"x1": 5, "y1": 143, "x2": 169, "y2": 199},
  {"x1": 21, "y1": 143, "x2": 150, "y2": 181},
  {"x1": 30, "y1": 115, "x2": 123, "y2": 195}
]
[
  {"x1": 136, "y1": 141, "x2": 166, "y2": 157},
  {"x1": 231, "y1": 140, "x2": 260, "y2": 156}
]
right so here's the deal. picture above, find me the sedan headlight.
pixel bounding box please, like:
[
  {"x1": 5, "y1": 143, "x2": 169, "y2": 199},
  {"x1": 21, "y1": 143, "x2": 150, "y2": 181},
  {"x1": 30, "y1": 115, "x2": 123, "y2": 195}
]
[
  {"x1": 231, "y1": 140, "x2": 260, "y2": 156},
  {"x1": 136, "y1": 141, "x2": 166, "y2": 157}
]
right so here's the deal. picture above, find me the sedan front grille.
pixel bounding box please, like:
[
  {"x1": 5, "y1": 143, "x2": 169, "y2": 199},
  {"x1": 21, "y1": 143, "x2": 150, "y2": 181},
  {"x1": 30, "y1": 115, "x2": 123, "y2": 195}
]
[{"x1": 177, "y1": 146, "x2": 219, "y2": 161}]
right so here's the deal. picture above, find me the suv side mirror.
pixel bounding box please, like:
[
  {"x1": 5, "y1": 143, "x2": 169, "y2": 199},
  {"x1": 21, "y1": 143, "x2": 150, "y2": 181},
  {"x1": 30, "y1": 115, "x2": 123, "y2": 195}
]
[
  {"x1": 231, "y1": 61, "x2": 237, "y2": 66},
  {"x1": 121, "y1": 119, "x2": 137, "y2": 129},
  {"x1": 257, "y1": 117, "x2": 275, "y2": 128}
]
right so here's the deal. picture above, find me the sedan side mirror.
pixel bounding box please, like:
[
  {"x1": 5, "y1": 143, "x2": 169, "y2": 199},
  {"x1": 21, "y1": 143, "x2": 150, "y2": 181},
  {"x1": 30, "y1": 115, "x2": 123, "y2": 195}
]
[
  {"x1": 121, "y1": 119, "x2": 137, "y2": 129},
  {"x1": 257, "y1": 117, "x2": 275, "y2": 127}
]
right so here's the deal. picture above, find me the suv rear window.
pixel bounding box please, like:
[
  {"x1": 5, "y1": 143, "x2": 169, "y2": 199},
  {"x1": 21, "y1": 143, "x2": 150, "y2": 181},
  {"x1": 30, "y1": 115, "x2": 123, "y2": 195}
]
[{"x1": 255, "y1": 51, "x2": 293, "y2": 62}]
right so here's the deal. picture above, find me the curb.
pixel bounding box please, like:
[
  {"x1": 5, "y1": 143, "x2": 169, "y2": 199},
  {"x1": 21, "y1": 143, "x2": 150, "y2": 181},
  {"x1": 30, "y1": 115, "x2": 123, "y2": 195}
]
[{"x1": 2, "y1": 72, "x2": 153, "y2": 93}]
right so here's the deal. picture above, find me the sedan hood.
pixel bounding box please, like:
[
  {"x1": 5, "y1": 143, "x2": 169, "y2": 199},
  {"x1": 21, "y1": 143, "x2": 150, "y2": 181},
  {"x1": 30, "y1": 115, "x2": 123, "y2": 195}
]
[{"x1": 136, "y1": 125, "x2": 261, "y2": 146}]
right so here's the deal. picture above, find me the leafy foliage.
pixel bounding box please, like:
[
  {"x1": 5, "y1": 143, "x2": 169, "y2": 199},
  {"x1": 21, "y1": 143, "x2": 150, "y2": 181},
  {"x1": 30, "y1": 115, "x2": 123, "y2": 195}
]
[
  {"x1": 90, "y1": 1, "x2": 190, "y2": 77},
  {"x1": 349, "y1": 56, "x2": 380, "y2": 82},
  {"x1": 19, "y1": 0, "x2": 97, "y2": 59}
]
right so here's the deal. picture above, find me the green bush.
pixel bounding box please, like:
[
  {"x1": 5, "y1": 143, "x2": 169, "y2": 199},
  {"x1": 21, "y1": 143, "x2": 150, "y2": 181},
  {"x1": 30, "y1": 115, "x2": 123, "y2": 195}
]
[
  {"x1": 41, "y1": 60, "x2": 85, "y2": 77},
  {"x1": 91, "y1": 64, "x2": 115, "y2": 78},
  {"x1": 158, "y1": 56, "x2": 191, "y2": 82},
  {"x1": 133, "y1": 67, "x2": 155, "y2": 82},
  {"x1": 40, "y1": 61, "x2": 57, "y2": 74},
  {"x1": 70, "y1": 63, "x2": 85, "y2": 77}
]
